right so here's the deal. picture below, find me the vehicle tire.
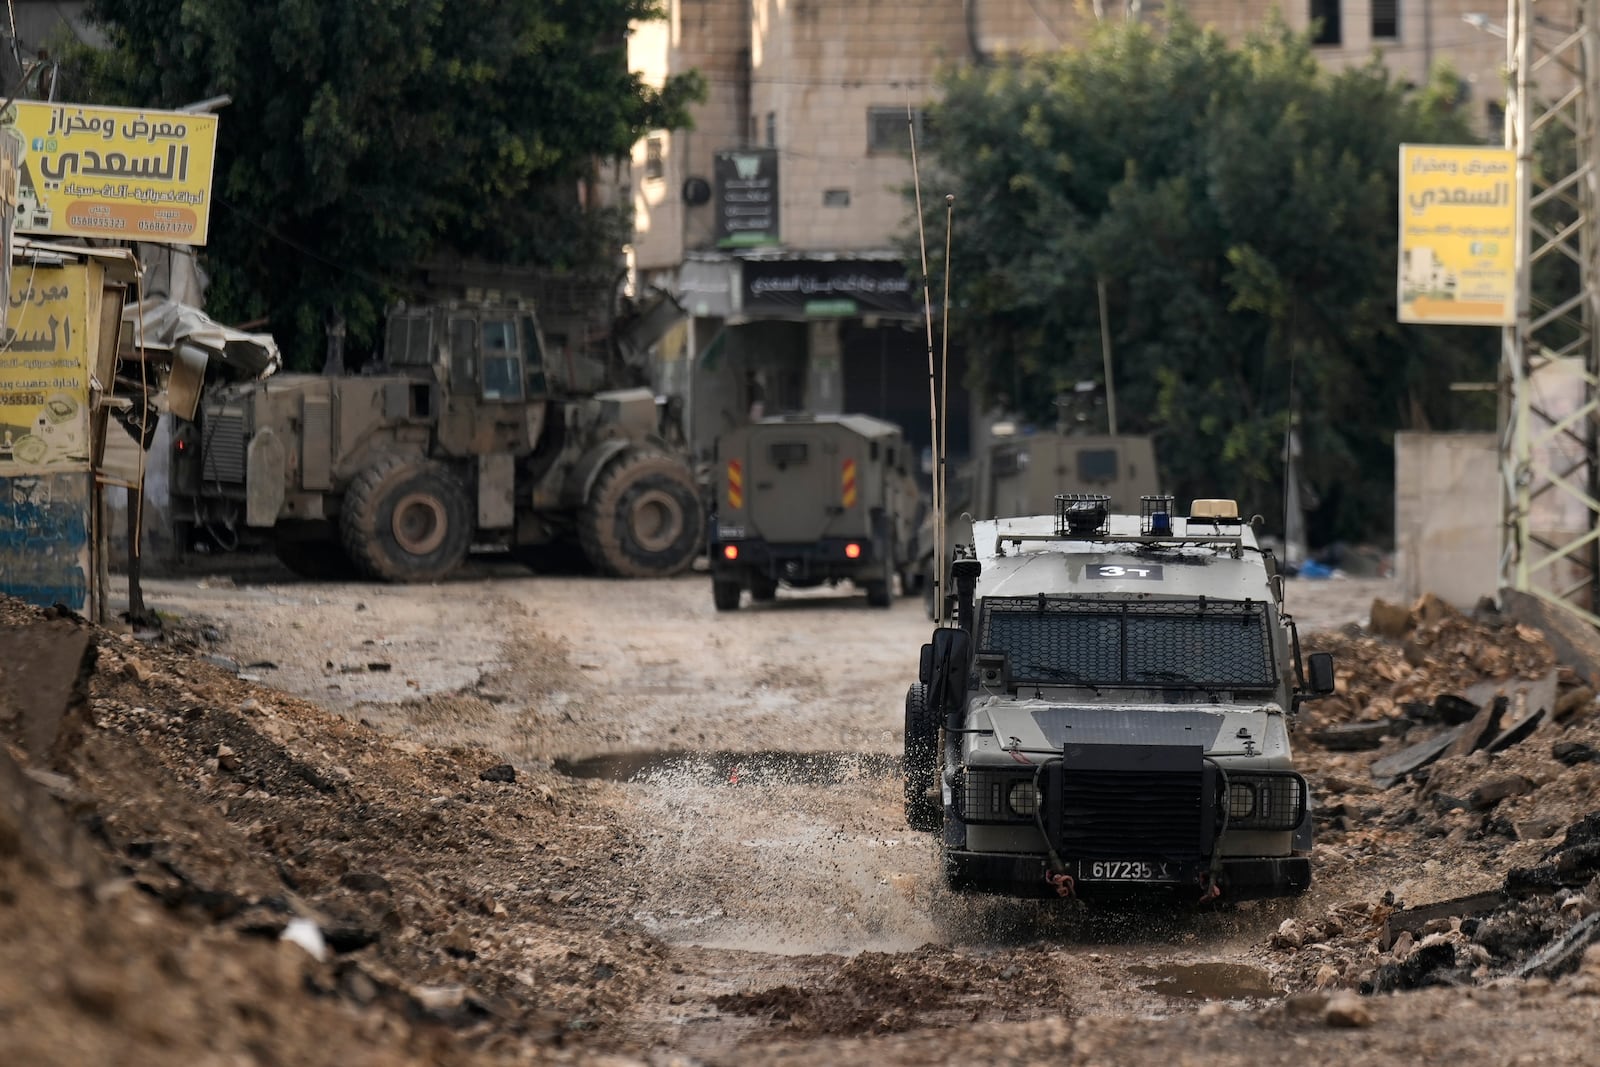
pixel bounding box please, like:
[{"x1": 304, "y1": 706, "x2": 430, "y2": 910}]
[
  {"x1": 340, "y1": 455, "x2": 473, "y2": 582},
  {"x1": 904, "y1": 682, "x2": 942, "y2": 832},
  {"x1": 579, "y1": 450, "x2": 704, "y2": 578},
  {"x1": 749, "y1": 574, "x2": 778, "y2": 601},
  {"x1": 865, "y1": 551, "x2": 894, "y2": 608},
  {"x1": 713, "y1": 580, "x2": 742, "y2": 611},
  {"x1": 272, "y1": 529, "x2": 360, "y2": 581}
]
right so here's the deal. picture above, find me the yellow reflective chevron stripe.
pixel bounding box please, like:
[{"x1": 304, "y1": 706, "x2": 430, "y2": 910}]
[
  {"x1": 842, "y1": 458, "x2": 857, "y2": 508},
  {"x1": 728, "y1": 459, "x2": 744, "y2": 509}
]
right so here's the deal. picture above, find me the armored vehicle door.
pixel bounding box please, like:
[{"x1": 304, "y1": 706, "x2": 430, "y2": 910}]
[
  {"x1": 1046, "y1": 436, "x2": 1158, "y2": 513},
  {"x1": 749, "y1": 427, "x2": 837, "y2": 543},
  {"x1": 436, "y1": 310, "x2": 539, "y2": 457}
]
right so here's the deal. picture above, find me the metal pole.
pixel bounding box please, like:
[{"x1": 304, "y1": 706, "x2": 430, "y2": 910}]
[
  {"x1": 1501, "y1": 0, "x2": 1600, "y2": 626},
  {"x1": 1097, "y1": 277, "x2": 1118, "y2": 435},
  {"x1": 1505, "y1": 0, "x2": 1533, "y2": 595}
]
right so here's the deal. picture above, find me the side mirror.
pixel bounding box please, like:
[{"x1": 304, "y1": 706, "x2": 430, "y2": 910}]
[
  {"x1": 919, "y1": 642, "x2": 934, "y2": 686},
  {"x1": 1306, "y1": 652, "x2": 1335, "y2": 696},
  {"x1": 928, "y1": 626, "x2": 973, "y2": 727}
]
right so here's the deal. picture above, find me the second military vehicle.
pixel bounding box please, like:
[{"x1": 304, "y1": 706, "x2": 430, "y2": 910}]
[
  {"x1": 170, "y1": 299, "x2": 704, "y2": 582},
  {"x1": 917, "y1": 430, "x2": 1159, "y2": 618},
  {"x1": 905, "y1": 493, "x2": 1334, "y2": 903},
  {"x1": 708, "y1": 413, "x2": 922, "y2": 610}
]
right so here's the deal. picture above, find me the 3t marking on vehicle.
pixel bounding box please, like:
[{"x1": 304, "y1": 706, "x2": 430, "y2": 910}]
[{"x1": 1086, "y1": 563, "x2": 1164, "y2": 580}]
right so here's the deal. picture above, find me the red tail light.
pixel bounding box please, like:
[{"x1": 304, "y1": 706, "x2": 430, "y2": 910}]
[
  {"x1": 723, "y1": 545, "x2": 739, "y2": 560},
  {"x1": 844, "y1": 543, "x2": 862, "y2": 559}
]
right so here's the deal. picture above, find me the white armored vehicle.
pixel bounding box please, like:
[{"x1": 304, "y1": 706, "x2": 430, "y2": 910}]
[{"x1": 904, "y1": 493, "x2": 1334, "y2": 902}]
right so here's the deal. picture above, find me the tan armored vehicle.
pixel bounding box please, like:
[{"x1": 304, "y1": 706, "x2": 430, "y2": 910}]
[
  {"x1": 983, "y1": 432, "x2": 1158, "y2": 517},
  {"x1": 906, "y1": 494, "x2": 1335, "y2": 903},
  {"x1": 170, "y1": 300, "x2": 704, "y2": 581},
  {"x1": 709, "y1": 413, "x2": 922, "y2": 609},
  {"x1": 918, "y1": 431, "x2": 1160, "y2": 616}
]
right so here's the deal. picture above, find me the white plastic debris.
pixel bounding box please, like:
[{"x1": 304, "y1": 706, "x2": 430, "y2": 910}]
[{"x1": 279, "y1": 917, "x2": 328, "y2": 961}]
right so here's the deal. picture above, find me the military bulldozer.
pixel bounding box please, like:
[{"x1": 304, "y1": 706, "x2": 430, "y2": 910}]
[{"x1": 169, "y1": 299, "x2": 704, "y2": 582}]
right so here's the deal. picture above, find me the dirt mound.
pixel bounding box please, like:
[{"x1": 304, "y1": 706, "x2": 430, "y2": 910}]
[
  {"x1": 715, "y1": 947, "x2": 1078, "y2": 1037},
  {"x1": 0, "y1": 595, "x2": 662, "y2": 1066}
]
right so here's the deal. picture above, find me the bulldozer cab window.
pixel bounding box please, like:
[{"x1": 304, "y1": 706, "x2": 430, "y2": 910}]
[
  {"x1": 480, "y1": 318, "x2": 523, "y2": 401},
  {"x1": 448, "y1": 317, "x2": 477, "y2": 392},
  {"x1": 385, "y1": 312, "x2": 432, "y2": 367}
]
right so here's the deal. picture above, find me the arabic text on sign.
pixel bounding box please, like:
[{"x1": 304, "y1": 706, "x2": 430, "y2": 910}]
[{"x1": 39, "y1": 144, "x2": 190, "y2": 184}]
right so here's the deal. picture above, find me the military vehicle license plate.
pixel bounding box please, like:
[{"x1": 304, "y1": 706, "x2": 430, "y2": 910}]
[{"x1": 1078, "y1": 860, "x2": 1172, "y2": 882}]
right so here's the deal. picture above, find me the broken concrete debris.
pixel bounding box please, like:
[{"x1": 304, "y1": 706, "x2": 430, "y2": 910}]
[{"x1": 1289, "y1": 591, "x2": 1600, "y2": 998}]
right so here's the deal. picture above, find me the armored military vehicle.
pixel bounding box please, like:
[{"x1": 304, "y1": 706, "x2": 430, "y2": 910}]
[
  {"x1": 917, "y1": 430, "x2": 1159, "y2": 618},
  {"x1": 708, "y1": 413, "x2": 922, "y2": 610},
  {"x1": 904, "y1": 493, "x2": 1334, "y2": 902},
  {"x1": 170, "y1": 299, "x2": 704, "y2": 582}
]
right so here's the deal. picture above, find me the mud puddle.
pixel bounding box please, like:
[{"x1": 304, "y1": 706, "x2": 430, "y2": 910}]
[
  {"x1": 1130, "y1": 961, "x2": 1279, "y2": 1001},
  {"x1": 556, "y1": 748, "x2": 900, "y2": 785}
]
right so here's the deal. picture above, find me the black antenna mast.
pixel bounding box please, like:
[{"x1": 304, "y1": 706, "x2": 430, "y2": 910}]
[{"x1": 909, "y1": 107, "x2": 954, "y2": 624}]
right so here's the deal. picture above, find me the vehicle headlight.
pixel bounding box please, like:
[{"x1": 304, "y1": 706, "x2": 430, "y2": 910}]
[
  {"x1": 960, "y1": 769, "x2": 1039, "y2": 823},
  {"x1": 1222, "y1": 773, "x2": 1306, "y2": 831},
  {"x1": 1007, "y1": 780, "x2": 1040, "y2": 818},
  {"x1": 1227, "y1": 781, "x2": 1256, "y2": 819}
]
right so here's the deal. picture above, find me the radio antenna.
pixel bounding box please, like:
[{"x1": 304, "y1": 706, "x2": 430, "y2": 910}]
[
  {"x1": 909, "y1": 106, "x2": 945, "y2": 624},
  {"x1": 940, "y1": 191, "x2": 954, "y2": 620}
]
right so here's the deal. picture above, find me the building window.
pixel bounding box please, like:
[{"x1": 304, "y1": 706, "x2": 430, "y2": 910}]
[
  {"x1": 1371, "y1": 0, "x2": 1397, "y2": 39},
  {"x1": 645, "y1": 136, "x2": 664, "y2": 181},
  {"x1": 868, "y1": 107, "x2": 933, "y2": 154},
  {"x1": 1310, "y1": 0, "x2": 1341, "y2": 45},
  {"x1": 765, "y1": 112, "x2": 776, "y2": 147},
  {"x1": 1485, "y1": 100, "x2": 1506, "y2": 136},
  {"x1": 823, "y1": 188, "x2": 850, "y2": 207}
]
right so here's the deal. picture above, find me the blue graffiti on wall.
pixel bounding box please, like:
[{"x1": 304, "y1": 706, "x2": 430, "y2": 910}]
[{"x1": 0, "y1": 471, "x2": 90, "y2": 610}]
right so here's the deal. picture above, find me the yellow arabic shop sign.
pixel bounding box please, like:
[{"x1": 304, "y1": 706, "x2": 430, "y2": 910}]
[
  {"x1": 0, "y1": 265, "x2": 90, "y2": 469},
  {"x1": 1398, "y1": 144, "x2": 1516, "y2": 326},
  {"x1": 5, "y1": 100, "x2": 218, "y2": 246}
]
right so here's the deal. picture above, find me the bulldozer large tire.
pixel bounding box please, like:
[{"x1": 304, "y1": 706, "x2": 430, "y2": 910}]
[
  {"x1": 579, "y1": 450, "x2": 704, "y2": 578},
  {"x1": 340, "y1": 455, "x2": 472, "y2": 582}
]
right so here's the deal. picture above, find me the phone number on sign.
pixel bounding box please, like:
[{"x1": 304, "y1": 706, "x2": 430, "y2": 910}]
[
  {"x1": 0, "y1": 391, "x2": 47, "y2": 406},
  {"x1": 137, "y1": 220, "x2": 192, "y2": 234},
  {"x1": 68, "y1": 214, "x2": 126, "y2": 230}
]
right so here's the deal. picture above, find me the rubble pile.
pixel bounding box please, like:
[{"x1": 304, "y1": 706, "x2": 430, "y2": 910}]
[
  {"x1": 1300, "y1": 593, "x2": 1563, "y2": 733},
  {"x1": 1273, "y1": 595, "x2": 1600, "y2": 995}
]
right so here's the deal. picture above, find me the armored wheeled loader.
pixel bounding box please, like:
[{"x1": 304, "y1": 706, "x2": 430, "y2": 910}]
[
  {"x1": 904, "y1": 493, "x2": 1335, "y2": 903},
  {"x1": 170, "y1": 300, "x2": 704, "y2": 582},
  {"x1": 708, "y1": 413, "x2": 922, "y2": 610}
]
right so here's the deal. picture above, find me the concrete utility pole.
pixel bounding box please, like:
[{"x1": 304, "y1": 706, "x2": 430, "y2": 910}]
[{"x1": 1501, "y1": 0, "x2": 1600, "y2": 626}]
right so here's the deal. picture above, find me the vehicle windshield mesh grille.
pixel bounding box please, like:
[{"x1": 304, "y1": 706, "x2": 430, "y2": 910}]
[{"x1": 978, "y1": 596, "x2": 1276, "y2": 688}]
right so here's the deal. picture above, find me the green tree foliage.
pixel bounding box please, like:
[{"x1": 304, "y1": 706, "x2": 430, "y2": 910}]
[
  {"x1": 65, "y1": 0, "x2": 703, "y2": 367},
  {"x1": 920, "y1": 14, "x2": 1496, "y2": 545}
]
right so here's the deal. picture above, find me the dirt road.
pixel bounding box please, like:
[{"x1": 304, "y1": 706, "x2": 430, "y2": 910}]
[{"x1": 44, "y1": 564, "x2": 1579, "y2": 1064}]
